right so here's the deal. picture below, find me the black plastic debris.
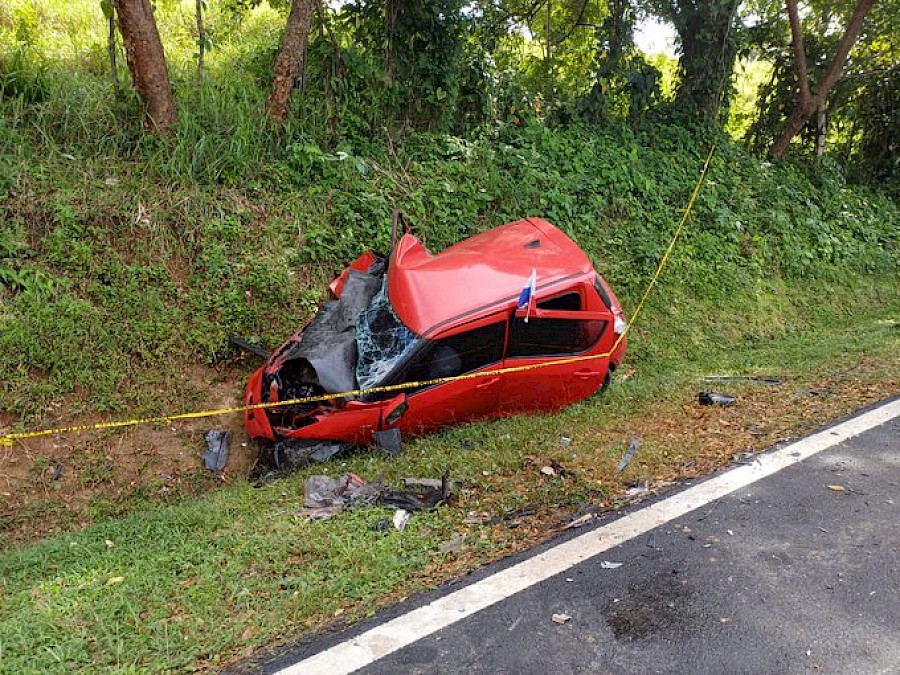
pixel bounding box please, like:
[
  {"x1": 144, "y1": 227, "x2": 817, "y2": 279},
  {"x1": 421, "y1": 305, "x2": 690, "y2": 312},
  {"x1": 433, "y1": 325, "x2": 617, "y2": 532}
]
[
  {"x1": 374, "y1": 428, "x2": 403, "y2": 455},
  {"x1": 616, "y1": 438, "x2": 641, "y2": 473},
  {"x1": 272, "y1": 438, "x2": 350, "y2": 469},
  {"x1": 379, "y1": 470, "x2": 453, "y2": 511},
  {"x1": 698, "y1": 391, "x2": 736, "y2": 406},
  {"x1": 371, "y1": 517, "x2": 392, "y2": 533},
  {"x1": 202, "y1": 429, "x2": 231, "y2": 471},
  {"x1": 228, "y1": 336, "x2": 271, "y2": 360}
]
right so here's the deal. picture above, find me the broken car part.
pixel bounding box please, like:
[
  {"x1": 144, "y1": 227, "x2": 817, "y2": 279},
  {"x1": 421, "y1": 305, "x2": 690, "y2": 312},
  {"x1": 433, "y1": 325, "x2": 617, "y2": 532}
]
[
  {"x1": 202, "y1": 429, "x2": 231, "y2": 471},
  {"x1": 698, "y1": 391, "x2": 736, "y2": 406}
]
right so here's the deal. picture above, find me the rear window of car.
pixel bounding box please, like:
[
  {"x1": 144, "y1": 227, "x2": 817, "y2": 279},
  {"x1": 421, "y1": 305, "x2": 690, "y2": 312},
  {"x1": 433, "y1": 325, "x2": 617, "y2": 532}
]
[{"x1": 507, "y1": 291, "x2": 606, "y2": 357}]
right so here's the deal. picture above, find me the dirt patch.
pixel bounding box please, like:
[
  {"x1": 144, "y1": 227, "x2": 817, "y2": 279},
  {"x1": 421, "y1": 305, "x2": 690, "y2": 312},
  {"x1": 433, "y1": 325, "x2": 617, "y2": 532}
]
[{"x1": 0, "y1": 364, "x2": 258, "y2": 544}]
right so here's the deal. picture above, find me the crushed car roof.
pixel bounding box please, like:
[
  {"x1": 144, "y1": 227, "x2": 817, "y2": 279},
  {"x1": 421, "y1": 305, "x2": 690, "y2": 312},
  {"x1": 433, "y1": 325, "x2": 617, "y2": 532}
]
[{"x1": 388, "y1": 217, "x2": 594, "y2": 336}]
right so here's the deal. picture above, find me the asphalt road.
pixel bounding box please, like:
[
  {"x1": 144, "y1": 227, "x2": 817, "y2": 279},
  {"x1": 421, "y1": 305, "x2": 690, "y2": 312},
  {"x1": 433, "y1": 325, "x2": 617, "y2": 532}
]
[{"x1": 250, "y1": 400, "x2": 900, "y2": 675}]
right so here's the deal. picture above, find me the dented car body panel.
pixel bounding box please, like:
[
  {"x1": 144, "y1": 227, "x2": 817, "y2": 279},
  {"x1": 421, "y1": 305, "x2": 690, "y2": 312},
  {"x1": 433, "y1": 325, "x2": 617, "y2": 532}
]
[{"x1": 243, "y1": 217, "x2": 627, "y2": 448}]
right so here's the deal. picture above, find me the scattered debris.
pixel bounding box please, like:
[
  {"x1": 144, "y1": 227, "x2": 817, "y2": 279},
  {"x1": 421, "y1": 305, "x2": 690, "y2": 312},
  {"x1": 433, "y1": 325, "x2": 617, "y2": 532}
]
[
  {"x1": 380, "y1": 470, "x2": 453, "y2": 510},
  {"x1": 809, "y1": 387, "x2": 835, "y2": 397},
  {"x1": 372, "y1": 517, "x2": 392, "y2": 532},
  {"x1": 616, "y1": 438, "x2": 641, "y2": 473},
  {"x1": 273, "y1": 438, "x2": 350, "y2": 469},
  {"x1": 374, "y1": 428, "x2": 403, "y2": 455},
  {"x1": 304, "y1": 473, "x2": 372, "y2": 508},
  {"x1": 297, "y1": 472, "x2": 453, "y2": 521},
  {"x1": 402, "y1": 477, "x2": 446, "y2": 490},
  {"x1": 51, "y1": 464, "x2": 64, "y2": 481},
  {"x1": 625, "y1": 481, "x2": 650, "y2": 498},
  {"x1": 827, "y1": 485, "x2": 846, "y2": 492},
  {"x1": 463, "y1": 511, "x2": 494, "y2": 525},
  {"x1": 698, "y1": 391, "x2": 736, "y2": 406},
  {"x1": 564, "y1": 513, "x2": 595, "y2": 530},
  {"x1": 228, "y1": 335, "x2": 271, "y2": 360},
  {"x1": 551, "y1": 613, "x2": 572, "y2": 624},
  {"x1": 527, "y1": 457, "x2": 575, "y2": 478},
  {"x1": 202, "y1": 429, "x2": 231, "y2": 471},
  {"x1": 702, "y1": 375, "x2": 783, "y2": 385},
  {"x1": 600, "y1": 560, "x2": 623, "y2": 569},
  {"x1": 392, "y1": 509, "x2": 410, "y2": 531},
  {"x1": 731, "y1": 451, "x2": 758, "y2": 465},
  {"x1": 559, "y1": 437, "x2": 572, "y2": 447},
  {"x1": 439, "y1": 532, "x2": 465, "y2": 554}
]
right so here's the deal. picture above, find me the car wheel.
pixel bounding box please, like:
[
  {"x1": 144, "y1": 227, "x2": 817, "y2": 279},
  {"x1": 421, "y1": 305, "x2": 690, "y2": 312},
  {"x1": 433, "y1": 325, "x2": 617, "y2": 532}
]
[{"x1": 601, "y1": 368, "x2": 612, "y2": 391}]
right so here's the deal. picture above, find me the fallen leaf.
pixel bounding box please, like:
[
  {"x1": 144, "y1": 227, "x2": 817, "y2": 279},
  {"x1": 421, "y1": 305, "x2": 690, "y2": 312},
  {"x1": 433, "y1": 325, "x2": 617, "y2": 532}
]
[{"x1": 827, "y1": 485, "x2": 846, "y2": 492}]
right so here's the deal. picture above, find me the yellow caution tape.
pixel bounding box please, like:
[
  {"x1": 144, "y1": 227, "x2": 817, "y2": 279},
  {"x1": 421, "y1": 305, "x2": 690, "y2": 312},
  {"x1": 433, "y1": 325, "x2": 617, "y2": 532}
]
[{"x1": 0, "y1": 146, "x2": 715, "y2": 447}]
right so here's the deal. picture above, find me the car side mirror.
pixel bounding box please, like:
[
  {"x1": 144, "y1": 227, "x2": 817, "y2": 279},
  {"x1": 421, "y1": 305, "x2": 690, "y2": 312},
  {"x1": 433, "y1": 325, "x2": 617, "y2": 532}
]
[{"x1": 383, "y1": 393, "x2": 409, "y2": 427}]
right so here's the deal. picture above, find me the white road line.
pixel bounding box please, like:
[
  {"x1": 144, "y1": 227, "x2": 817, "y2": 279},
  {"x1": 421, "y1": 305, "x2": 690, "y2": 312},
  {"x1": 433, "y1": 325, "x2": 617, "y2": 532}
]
[{"x1": 276, "y1": 398, "x2": 900, "y2": 675}]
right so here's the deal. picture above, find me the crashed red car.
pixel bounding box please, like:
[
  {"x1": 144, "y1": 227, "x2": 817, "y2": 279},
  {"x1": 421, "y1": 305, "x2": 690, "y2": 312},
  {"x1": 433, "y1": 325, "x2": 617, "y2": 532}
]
[{"x1": 243, "y1": 216, "x2": 627, "y2": 467}]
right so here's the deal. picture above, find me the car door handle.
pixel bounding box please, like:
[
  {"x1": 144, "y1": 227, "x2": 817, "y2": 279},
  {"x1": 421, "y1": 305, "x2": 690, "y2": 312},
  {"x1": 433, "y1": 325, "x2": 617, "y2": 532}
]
[
  {"x1": 575, "y1": 370, "x2": 601, "y2": 380},
  {"x1": 476, "y1": 377, "x2": 500, "y2": 389}
]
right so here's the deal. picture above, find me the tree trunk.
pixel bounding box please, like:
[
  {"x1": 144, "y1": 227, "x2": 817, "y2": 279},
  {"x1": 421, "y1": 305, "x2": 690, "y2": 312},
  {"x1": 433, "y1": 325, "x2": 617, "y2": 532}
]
[
  {"x1": 671, "y1": 0, "x2": 740, "y2": 121},
  {"x1": 108, "y1": 13, "x2": 120, "y2": 99},
  {"x1": 112, "y1": 0, "x2": 176, "y2": 134},
  {"x1": 267, "y1": 0, "x2": 315, "y2": 123},
  {"x1": 814, "y1": 100, "x2": 827, "y2": 160},
  {"x1": 770, "y1": 0, "x2": 875, "y2": 159}
]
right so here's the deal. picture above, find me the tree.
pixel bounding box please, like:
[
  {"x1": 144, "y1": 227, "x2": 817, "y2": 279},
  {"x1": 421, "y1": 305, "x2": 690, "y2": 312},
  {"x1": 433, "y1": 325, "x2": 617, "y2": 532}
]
[
  {"x1": 648, "y1": 0, "x2": 742, "y2": 121},
  {"x1": 111, "y1": 0, "x2": 177, "y2": 134},
  {"x1": 769, "y1": 0, "x2": 876, "y2": 159},
  {"x1": 267, "y1": 0, "x2": 316, "y2": 122}
]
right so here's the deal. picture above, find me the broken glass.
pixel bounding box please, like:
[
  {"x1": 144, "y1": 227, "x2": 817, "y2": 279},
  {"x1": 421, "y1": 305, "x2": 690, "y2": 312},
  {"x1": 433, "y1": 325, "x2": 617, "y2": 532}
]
[{"x1": 355, "y1": 280, "x2": 421, "y2": 390}]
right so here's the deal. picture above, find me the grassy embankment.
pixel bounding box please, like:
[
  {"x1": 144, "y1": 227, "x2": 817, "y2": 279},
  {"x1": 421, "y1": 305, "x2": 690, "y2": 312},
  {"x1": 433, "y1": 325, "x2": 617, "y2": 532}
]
[
  {"x1": 1, "y1": 121, "x2": 898, "y2": 672},
  {"x1": 2, "y1": 1, "x2": 899, "y2": 671}
]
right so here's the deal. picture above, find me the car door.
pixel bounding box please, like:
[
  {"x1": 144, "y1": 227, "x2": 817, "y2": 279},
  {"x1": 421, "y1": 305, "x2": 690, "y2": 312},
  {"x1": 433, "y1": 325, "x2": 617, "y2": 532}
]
[
  {"x1": 383, "y1": 318, "x2": 506, "y2": 438},
  {"x1": 500, "y1": 287, "x2": 613, "y2": 414}
]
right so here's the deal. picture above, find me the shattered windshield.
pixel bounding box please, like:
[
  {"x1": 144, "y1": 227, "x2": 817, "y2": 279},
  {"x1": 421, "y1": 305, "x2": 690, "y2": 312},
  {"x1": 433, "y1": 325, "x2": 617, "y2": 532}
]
[{"x1": 355, "y1": 280, "x2": 421, "y2": 389}]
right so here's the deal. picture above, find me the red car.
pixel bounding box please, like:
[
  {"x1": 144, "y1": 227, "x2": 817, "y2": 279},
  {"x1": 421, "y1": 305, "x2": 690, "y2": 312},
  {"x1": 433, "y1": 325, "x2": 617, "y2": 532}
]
[{"x1": 243, "y1": 215, "x2": 627, "y2": 466}]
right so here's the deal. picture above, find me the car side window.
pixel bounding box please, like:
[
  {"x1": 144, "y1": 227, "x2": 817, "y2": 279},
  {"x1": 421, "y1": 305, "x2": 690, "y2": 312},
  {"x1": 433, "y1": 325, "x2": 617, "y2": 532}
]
[
  {"x1": 508, "y1": 291, "x2": 606, "y2": 357},
  {"x1": 393, "y1": 322, "x2": 506, "y2": 388}
]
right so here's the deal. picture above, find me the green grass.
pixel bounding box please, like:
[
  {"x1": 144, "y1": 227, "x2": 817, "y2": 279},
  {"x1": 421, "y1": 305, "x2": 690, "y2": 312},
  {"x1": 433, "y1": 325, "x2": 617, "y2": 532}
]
[{"x1": 1, "y1": 299, "x2": 898, "y2": 673}]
